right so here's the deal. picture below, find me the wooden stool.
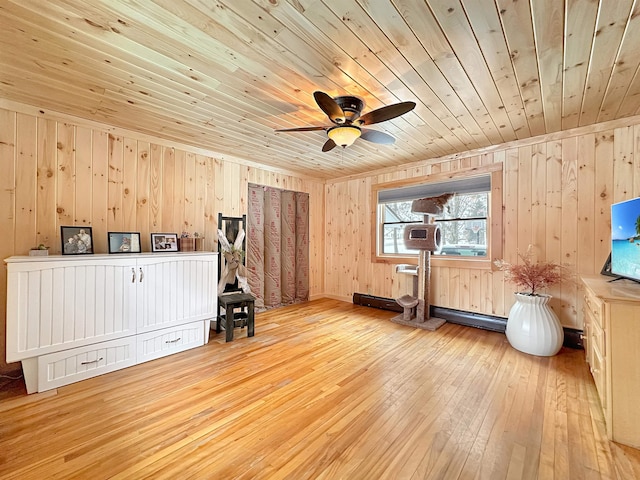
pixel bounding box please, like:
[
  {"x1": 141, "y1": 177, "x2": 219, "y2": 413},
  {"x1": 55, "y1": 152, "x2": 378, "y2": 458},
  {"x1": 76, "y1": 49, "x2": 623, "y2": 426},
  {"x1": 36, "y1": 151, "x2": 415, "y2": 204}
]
[{"x1": 216, "y1": 292, "x2": 255, "y2": 342}]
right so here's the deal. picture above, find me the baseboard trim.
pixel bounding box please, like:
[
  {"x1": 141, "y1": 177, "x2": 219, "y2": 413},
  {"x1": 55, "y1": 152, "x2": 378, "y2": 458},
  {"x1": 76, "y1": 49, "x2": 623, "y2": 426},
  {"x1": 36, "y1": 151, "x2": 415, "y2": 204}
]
[
  {"x1": 352, "y1": 293, "x2": 403, "y2": 313},
  {"x1": 320, "y1": 293, "x2": 354, "y2": 303},
  {"x1": 309, "y1": 293, "x2": 328, "y2": 301},
  {"x1": 431, "y1": 306, "x2": 507, "y2": 333},
  {"x1": 353, "y1": 293, "x2": 583, "y2": 350}
]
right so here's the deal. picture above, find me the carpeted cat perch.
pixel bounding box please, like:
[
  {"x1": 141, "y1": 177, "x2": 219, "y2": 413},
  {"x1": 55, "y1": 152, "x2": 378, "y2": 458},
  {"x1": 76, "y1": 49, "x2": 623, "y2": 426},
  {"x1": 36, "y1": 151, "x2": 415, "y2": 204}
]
[{"x1": 391, "y1": 194, "x2": 453, "y2": 331}]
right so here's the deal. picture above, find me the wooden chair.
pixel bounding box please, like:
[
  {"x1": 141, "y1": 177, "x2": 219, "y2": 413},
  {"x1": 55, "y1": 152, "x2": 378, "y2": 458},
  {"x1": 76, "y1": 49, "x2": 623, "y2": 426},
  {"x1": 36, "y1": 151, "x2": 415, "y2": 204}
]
[{"x1": 216, "y1": 213, "x2": 254, "y2": 341}]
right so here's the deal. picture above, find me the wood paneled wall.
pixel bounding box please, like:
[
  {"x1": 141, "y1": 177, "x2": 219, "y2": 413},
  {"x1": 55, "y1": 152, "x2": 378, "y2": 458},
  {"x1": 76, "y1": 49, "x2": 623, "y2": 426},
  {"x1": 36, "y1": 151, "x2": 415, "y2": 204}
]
[
  {"x1": 324, "y1": 120, "x2": 640, "y2": 330},
  {"x1": 0, "y1": 106, "x2": 325, "y2": 373},
  {"x1": 3, "y1": 100, "x2": 640, "y2": 374}
]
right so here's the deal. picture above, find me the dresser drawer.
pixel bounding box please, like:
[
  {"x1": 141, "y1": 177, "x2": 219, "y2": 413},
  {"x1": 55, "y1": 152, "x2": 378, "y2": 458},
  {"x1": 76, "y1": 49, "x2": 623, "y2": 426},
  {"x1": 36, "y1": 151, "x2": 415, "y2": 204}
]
[
  {"x1": 584, "y1": 290, "x2": 604, "y2": 328},
  {"x1": 591, "y1": 345, "x2": 607, "y2": 411},
  {"x1": 136, "y1": 321, "x2": 205, "y2": 364},
  {"x1": 592, "y1": 319, "x2": 606, "y2": 358},
  {"x1": 37, "y1": 336, "x2": 137, "y2": 392},
  {"x1": 583, "y1": 319, "x2": 592, "y2": 365}
]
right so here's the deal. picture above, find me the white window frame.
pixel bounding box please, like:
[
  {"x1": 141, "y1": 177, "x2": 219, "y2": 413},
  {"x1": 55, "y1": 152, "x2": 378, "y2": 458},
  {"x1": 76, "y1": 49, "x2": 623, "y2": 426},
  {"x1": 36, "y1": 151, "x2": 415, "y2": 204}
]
[{"x1": 371, "y1": 164, "x2": 503, "y2": 270}]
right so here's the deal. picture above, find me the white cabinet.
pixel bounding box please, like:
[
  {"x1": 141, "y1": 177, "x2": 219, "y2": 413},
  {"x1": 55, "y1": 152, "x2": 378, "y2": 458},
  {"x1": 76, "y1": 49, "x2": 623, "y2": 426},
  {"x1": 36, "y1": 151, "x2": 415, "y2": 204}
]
[{"x1": 5, "y1": 252, "x2": 218, "y2": 393}]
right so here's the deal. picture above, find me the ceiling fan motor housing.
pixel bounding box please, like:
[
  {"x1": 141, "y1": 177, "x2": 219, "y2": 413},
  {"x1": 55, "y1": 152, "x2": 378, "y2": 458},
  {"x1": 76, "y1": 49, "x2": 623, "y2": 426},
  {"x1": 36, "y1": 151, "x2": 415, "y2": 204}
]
[{"x1": 333, "y1": 95, "x2": 365, "y2": 120}]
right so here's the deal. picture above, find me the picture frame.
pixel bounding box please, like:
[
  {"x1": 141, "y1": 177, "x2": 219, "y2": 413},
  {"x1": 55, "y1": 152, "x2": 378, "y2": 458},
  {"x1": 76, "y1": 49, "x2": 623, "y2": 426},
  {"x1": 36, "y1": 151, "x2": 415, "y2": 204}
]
[
  {"x1": 108, "y1": 232, "x2": 141, "y2": 254},
  {"x1": 151, "y1": 233, "x2": 179, "y2": 252},
  {"x1": 61, "y1": 226, "x2": 94, "y2": 255}
]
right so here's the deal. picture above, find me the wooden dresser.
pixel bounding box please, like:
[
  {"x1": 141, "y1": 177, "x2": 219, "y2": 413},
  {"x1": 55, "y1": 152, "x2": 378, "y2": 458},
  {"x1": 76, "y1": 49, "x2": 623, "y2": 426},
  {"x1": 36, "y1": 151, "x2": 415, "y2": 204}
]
[{"x1": 581, "y1": 275, "x2": 640, "y2": 448}]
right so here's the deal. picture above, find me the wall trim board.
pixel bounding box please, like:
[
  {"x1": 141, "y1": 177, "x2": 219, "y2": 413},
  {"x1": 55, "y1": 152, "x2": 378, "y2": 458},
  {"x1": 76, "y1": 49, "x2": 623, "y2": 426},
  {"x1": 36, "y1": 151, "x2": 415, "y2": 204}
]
[{"x1": 353, "y1": 293, "x2": 583, "y2": 350}]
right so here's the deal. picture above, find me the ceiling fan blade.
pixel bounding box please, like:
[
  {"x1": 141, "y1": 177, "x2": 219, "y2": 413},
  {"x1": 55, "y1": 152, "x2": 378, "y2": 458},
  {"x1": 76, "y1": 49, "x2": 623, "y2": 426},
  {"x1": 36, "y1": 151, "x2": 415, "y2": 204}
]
[
  {"x1": 275, "y1": 126, "x2": 328, "y2": 132},
  {"x1": 322, "y1": 138, "x2": 337, "y2": 152},
  {"x1": 360, "y1": 128, "x2": 396, "y2": 145},
  {"x1": 357, "y1": 101, "x2": 416, "y2": 126},
  {"x1": 314, "y1": 91, "x2": 346, "y2": 124}
]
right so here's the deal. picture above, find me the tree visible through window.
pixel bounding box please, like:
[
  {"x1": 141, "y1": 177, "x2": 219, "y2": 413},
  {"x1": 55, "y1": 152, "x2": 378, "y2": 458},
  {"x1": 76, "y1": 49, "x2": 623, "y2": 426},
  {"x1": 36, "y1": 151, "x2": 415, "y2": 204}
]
[{"x1": 381, "y1": 192, "x2": 489, "y2": 256}]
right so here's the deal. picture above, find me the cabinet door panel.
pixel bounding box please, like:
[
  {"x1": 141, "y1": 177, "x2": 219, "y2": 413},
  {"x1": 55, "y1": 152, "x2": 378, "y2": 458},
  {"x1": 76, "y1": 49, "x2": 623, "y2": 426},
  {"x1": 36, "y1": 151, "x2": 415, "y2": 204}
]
[
  {"x1": 137, "y1": 255, "x2": 217, "y2": 332},
  {"x1": 6, "y1": 257, "x2": 136, "y2": 362}
]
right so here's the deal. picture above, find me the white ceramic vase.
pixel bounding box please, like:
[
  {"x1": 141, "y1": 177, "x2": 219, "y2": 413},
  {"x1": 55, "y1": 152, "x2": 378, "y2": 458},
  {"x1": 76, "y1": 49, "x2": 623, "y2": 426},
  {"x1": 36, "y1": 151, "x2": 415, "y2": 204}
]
[{"x1": 506, "y1": 293, "x2": 564, "y2": 356}]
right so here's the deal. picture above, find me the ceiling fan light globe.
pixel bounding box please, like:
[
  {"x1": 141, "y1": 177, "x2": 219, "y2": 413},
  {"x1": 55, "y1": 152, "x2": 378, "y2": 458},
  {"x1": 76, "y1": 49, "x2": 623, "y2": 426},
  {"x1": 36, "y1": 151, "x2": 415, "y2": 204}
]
[{"x1": 327, "y1": 126, "x2": 361, "y2": 147}]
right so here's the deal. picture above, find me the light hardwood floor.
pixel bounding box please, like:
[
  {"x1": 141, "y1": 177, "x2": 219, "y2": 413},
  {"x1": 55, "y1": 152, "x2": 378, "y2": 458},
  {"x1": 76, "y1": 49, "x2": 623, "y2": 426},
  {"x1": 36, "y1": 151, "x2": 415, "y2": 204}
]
[{"x1": 1, "y1": 299, "x2": 639, "y2": 479}]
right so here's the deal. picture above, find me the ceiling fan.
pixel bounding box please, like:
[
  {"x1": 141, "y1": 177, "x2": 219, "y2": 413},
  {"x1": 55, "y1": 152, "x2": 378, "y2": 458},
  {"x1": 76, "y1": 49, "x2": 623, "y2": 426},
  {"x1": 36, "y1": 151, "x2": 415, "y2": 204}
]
[{"x1": 275, "y1": 91, "x2": 416, "y2": 152}]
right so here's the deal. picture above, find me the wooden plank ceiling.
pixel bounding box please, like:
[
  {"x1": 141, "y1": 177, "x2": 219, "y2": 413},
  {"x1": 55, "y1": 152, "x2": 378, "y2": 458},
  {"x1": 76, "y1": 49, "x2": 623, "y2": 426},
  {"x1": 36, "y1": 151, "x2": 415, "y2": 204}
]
[{"x1": 1, "y1": 0, "x2": 640, "y2": 179}]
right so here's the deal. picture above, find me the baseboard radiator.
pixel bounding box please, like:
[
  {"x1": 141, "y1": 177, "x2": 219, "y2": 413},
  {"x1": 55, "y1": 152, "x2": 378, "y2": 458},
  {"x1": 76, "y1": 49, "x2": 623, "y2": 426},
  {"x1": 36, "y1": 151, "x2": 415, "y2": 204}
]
[{"x1": 352, "y1": 293, "x2": 583, "y2": 350}]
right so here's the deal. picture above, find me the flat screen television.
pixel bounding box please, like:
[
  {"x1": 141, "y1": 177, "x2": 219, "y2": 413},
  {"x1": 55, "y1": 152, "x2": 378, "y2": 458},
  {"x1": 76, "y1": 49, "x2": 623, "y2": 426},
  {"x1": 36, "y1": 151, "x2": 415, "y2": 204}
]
[{"x1": 610, "y1": 197, "x2": 640, "y2": 282}]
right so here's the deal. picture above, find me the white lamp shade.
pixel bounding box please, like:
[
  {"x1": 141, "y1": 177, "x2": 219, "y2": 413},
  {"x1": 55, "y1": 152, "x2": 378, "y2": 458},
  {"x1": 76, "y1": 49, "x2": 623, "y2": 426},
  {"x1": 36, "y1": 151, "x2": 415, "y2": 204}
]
[{"x1": 327, "y1": 126, "x2": 361, "y2": 147}]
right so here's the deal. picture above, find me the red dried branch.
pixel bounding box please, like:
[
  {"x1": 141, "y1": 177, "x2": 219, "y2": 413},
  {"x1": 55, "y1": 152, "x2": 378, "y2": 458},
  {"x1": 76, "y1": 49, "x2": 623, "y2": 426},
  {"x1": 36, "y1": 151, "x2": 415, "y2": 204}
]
[{"x1": 494, "y1": 246, "x2": 564, "y2": 295}]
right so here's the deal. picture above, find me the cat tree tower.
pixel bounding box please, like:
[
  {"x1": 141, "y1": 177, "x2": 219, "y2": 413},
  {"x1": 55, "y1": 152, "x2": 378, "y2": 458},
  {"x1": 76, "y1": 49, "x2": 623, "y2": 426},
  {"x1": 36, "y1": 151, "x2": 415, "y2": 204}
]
[{"x1": 392, "y1": 194, "x2": 453, "y2": 331}]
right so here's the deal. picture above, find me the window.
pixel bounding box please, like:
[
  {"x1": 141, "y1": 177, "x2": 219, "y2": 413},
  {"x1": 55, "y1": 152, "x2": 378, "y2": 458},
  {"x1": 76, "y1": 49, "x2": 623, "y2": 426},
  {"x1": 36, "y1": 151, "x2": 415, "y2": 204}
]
[{"x1": 372, "y1": 165, "x2": 503, "y2": 268}]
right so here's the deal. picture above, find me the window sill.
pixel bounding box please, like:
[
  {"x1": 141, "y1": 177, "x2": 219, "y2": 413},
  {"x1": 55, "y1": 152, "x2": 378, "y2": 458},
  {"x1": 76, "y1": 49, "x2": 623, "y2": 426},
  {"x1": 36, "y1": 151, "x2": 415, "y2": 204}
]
[{"x1": 376, "y1": 254, "x2": 493, "y2": 270}]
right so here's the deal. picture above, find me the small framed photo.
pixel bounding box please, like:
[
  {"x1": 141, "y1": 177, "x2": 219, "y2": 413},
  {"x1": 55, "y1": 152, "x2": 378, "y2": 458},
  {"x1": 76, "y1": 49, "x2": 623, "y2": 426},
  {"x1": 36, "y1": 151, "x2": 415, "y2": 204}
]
[
  {"x1": 61, "y1": 226, "x2": 94, "y2": 255},
  {"x1": 151, "y1": 233, "x2": 179, "y2": 252},
  {"x1": 108, "y1": 232, "x2": 141, "y2": 254}
]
